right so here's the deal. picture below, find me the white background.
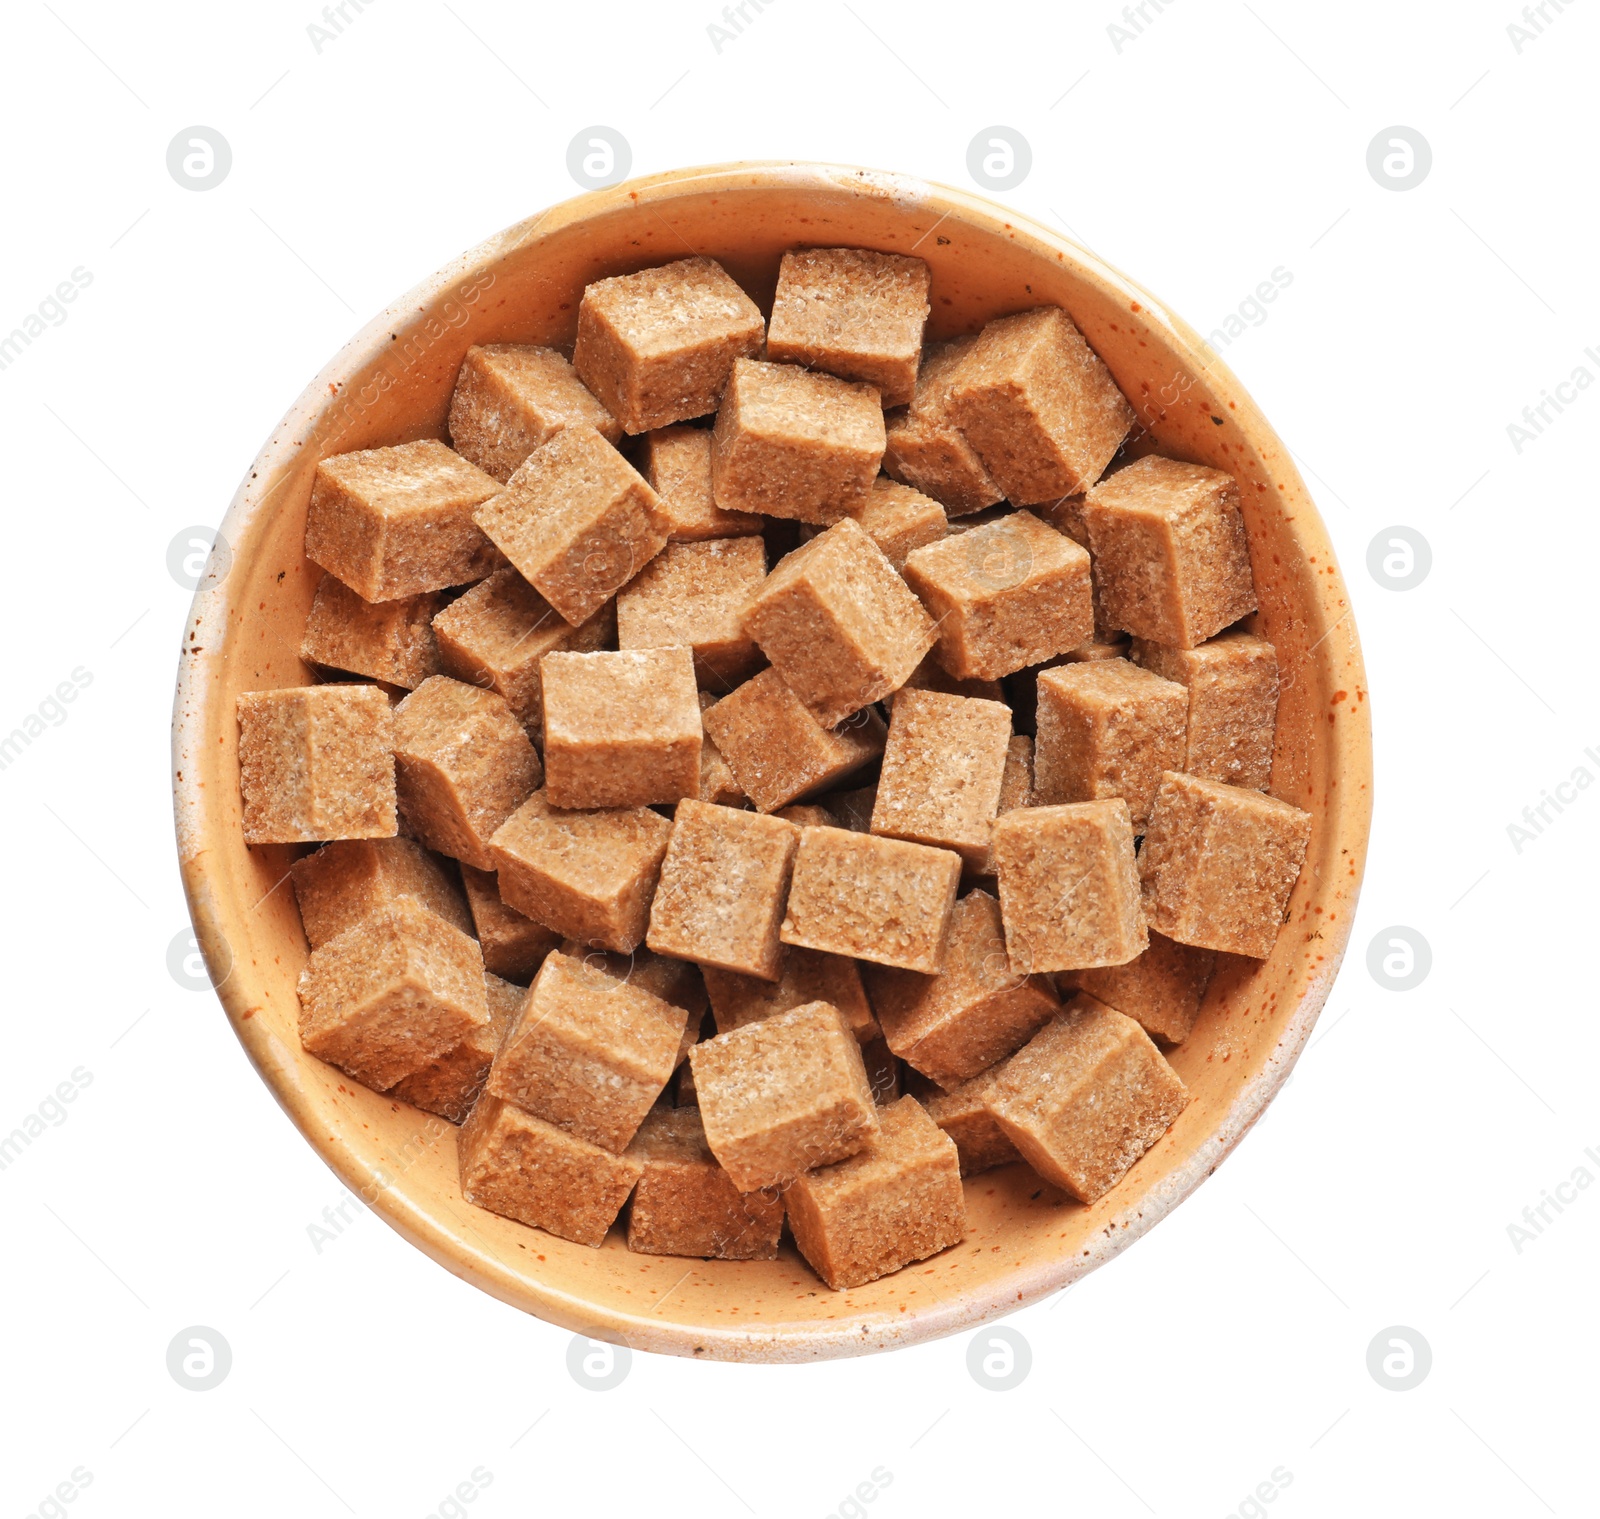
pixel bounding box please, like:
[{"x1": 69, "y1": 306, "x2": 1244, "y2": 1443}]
[{"x1": 2, "y1": 2, "x2": 1596, "y2": 1515}]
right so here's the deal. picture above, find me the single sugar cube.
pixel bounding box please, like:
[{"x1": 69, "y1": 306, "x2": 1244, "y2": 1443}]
[
  {"x1": 290, "y1": 836, "x2": 470, "y2": 948},
  {"x1": 740, "y1": 517, "x2": 936, "y2": 726},
  {"x1": 459, "y1": 863, "x2": 560, "y2": 982},
  {"x1": 1139, "y1": 772, "x2": 1311, "y2": 958},
  {"x1": 1033, "y1": 658, "x2": 1188, "y2": 828},
  {"x1": 701, "y1": 669, "x2": 885, "y2": 814},
  {"x1": 489, "y1": 790, "x2": 672, "y2": 953},
  {"x1": 296, "y1": 900, "x2": 489, "y2": 1090},
  {"x1": 702, "y1": 944, "x2": 877, "y2": 1043},
  {"x1": 1082, "y1": 455, "x2": 1256, "y2": 647},
  {"x1": 984, "y1": 997, "x2": 1189, "y2": 1203},
  {"x1": 903, "y1": 511, "x2": 1093, "y2": 681},
  {"x1": 447, "y1": 343, "x2": 621, "y2": 482},
  {"x1": 540, "y1": 647, "x2": 701, "y2": 809},
  {"x1": 784, "y1": 1095, "x2": 965, "y2": 1289},
  {"x1": 487, "y1": 949, "x2": 688, "y2": 1152},
  {"x1": 237, "y1": 684, "x2": 396, "y2": 845},
  {"x1": 393, "y1": 675, "x2": 542, "y2": 870},
  {"x1": 711, "y1": 358, "x2": 885, "y2": 524},
  {"x1": 882, "y1": 335, "x2": 1004, "y2": 515},
  {"x1": 304, "y1": 439, "x2": 502, "y2": 602},
  {"x1": 863, "y1": 889, "x2": 1058, "y2": 1088},
  {"x1": 871, "y1": 689, "x2": 1013, "y2": 868},
  {"x1": 696, "y1": 690, "x2": 746, "y2": 806},
  {"x1": 390, "y1": 970, "x2": 523, "y2": 1123},
  {"x1": 764, "y1": 247, "x2": 931, "y2": 406},
  {"x1": 1073, "y1": 931, "x2": 1216, "y2": 1046},
  {"x1": 624, "y1": 1105, "x2": 785, "y2": 1260},
  {"x1": 640, "y1": 425, "x2": 764, "y2": 541},
  {"x1": 841, "y1": 476, "x2": 948, "y2": 572},
  {"x1": 1131, "y1": 631, "x2": 1278, "y2": 790},
  {"x1": 943, "y1": 306, "x2": 1134, "y2": 504},
  {"x1": 992, "y1": 801, "x2": 1145, "y2": 973},
  {"x1": 473, "y1": 425, "x2": 670, "y2": 626},
  {"x1": 431, "y1": 568, "x2": 613, "y2": 740},
  {"x1": 458, "y1": 1096, "x2": 642, "y2": 1247},
  {"x1": 690, "y1": 1001, "x2": 879, "y2": 1191},
  {"x1": 780, "y1": 826, "x2": 962, "y2": 974},
  {"x1": 300, "y1": 574, "x2": 440, "y2": 690},
  {"x1": 616, "y1": 537, "x2": 767, "y2": 689},
  {"x1": 977, "y1": 734, "x2": 1035, "y2": 877},
  {"x1": 574, "y1": 256, "x2": 765, "y2": 434},
  {"x1": 917, "y1": 1072, "x2": 1020, "y2": 1177},
  {"x1": 1006, "y1": 638, "x2": 1129, "y2": 736},
  {"x1": 646, "y1": 801, "x2": 799, "y2": 979}
]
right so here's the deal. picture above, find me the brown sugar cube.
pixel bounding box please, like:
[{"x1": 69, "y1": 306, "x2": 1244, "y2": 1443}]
[
  {"x1": 625, "y1": 1105, "x2": 785, "y2": 1260},
  {"x1": 487, "y1": 950, "x2": 688, "y2": 1152},
  {"x1": 702, "y1": 944, "x2": 877, "y2": 1044},
  {"x1": 305, "y1": 439, "x2": 502, "y2": 602},
  {"x1": 903, "y1": 510, "x2": 1093, "y2": 682},
  {"x1": 237, "y1": 685, "x2": 396, "y2": 845},
  {"x1": 824, "y1": 783, "x2": 878, "y2": 834},
  {"x1": 775, "y1": 803, "x2": 837, "y2": 828},
  {"x1": 992, "y1": 801, "x2": 1146, "y2": 974},
  {"x1": 943, "y1": 306, "x2": 1135, "y2": 504},
  {"x1": 1131, "y1": 631, "x2": 1279, "y2": 790},
  {"x1": 639, "y1": 425, "x2": 764, "y2": 542},
  {"x1": 1082, "y1": 455, "x2": 1256, "y2": 648},
  {"x1": 296, "y1": 900, "x2": 489, "y2": 1090},
  {"x1": 780, "y1": 827, "x2": 961, "y2": 974},
  {"x1": 871, "y1": 690, "x2": 1013, "y2": 868},
  {"x1": 764, "y1": 247, "x2": 931, "y2": 406},
  {"x1": 616, "y1": 537, "x2": 767, "y2": 689},
  {"x1": 702, "y1": 669, "x2": 885, "y2": 814},
  {"x1": 488, "y1": 790, "x2": 672, "y2": 953},
  {"x1": 863, "y1": 889, "x2": 1058, "y2": 1088},
  {"x1": 695, "y1": 691, "x2": 747, "y2": 807},
  {"x1": 919, "y1": 1074, "x2": 1020, "y2": 1177},
  {"x1": 458, "y1": 1096, "x2": 641, "y2": 1247},
  {"x1": 985, "y1": 997, "x2": 1189, "y2": 1203},
  {"x1": 1139, "y1": 772, "x2": 1311, "y2": 958},
  {"x1": 574, "y1": 256, "x2": 766, "y2": 434},
  {"x1": 473, "y1": 425, "x2": 670, "y2": 627},
  {"x1": 882, "y1": 335, "x2": 1005, "y2": 515},
  {"x1": 431, "y1": 568, "x2": 613, "y2": 741},
  {"x1": 540, "y1": 647, "x2": 700, "y2": 810},
  {"x1": 300, "y1": 574, "x2": 441, "y2": 690},
  {"x1": 290, "y1": 836, "x2": 470, "y2": 949},
  {"x1": 447, "y1": 343, "x2": 621, "y2": 483},
  {"x1": 689, "y1": 1001, "x2": 879, "y2": 1191},
  {"x1": 1006, "y1": 639, "x2": 1130, "y2": 736},
  {"x1": 393, "y1": 676, "x2": 541, "y2": 870},
  {"x1": 459, "y1": 864, "x2": 560, "y2": 982},
  {"x1": 976, "y1": 734, "x2": 1036, "y2": 877},
  {"x1": 1033, "y1": 658, "x2": 1187, "y2": 829},
  {"x1": 390, "y1": 970, "x2": 523, "y2": 1123},
  {"x1": 785, "y1": 1095, "x2": 965, "y2": 1289},
  {"x1": 861, "y1": 1036, "x2": 902, "y2": 1105},
  {"x1": 646, "y1": 801, "x2": 799, "y2": 979},
  {"x1": 710, "y1": 358, "x2": 885, "y2": 524},
  {"x1": 890, "y1": 650, "x2": 1004, "y2": 714},
  {"x1": 740, "y1": 517, "x2": 936, "y2": 726},
  {"x1": 841, "y1": 476, "x2": 948, "y2": 573},
  {"x1": 1074, "y1": 931, "x2": 1216, "y2": 1046}
]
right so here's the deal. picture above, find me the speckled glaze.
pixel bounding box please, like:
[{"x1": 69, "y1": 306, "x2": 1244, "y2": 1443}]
[{"x1": 172, "y1": 162, "x2": 1371, "y2": 1362}]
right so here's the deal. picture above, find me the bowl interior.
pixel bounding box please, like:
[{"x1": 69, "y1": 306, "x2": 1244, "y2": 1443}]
[{"x1": 173, "y1": 162, "x2": 1371, "y2": 1361}]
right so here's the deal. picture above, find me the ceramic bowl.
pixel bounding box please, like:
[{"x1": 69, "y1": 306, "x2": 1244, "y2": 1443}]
[{"x1": 172, "y1": 161, "x2": 1371, "y2": 1361}]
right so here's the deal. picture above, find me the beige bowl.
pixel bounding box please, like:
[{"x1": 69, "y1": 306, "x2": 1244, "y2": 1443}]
[{"x1": 172, "y1": 161, "x2": 1371, "y2": 1362}]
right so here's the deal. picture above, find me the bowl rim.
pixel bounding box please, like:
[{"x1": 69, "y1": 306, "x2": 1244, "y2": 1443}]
[{"x1": 172, "y1": 159, "x2": 1372, "y2": 1361}]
